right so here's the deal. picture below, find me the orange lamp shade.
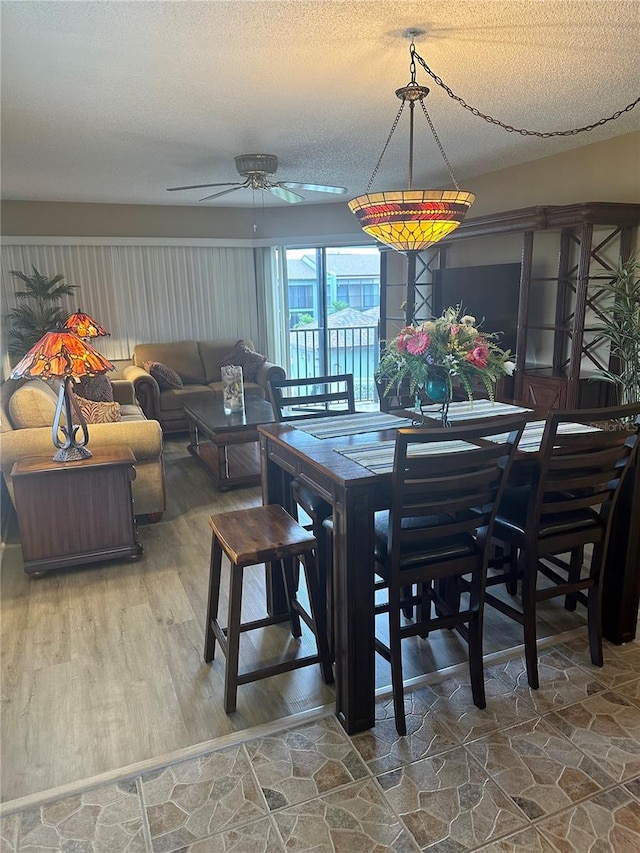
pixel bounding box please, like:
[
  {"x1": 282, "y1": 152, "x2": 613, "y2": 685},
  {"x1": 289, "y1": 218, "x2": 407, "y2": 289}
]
[
  {"x1": 11, "y1": 328, "x2": 114, "y2": 380},
  {"x1": 64, "y1": 310, "x2": 109, "y2": 339}
]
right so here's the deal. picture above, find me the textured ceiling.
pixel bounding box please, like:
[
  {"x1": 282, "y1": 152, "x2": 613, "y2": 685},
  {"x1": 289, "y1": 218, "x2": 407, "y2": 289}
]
[{"x1": 1, "y1": 0, "x2": 639, "y2": 208}]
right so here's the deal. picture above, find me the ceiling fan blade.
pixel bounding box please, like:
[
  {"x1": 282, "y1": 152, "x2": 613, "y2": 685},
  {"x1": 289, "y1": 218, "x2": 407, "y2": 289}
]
[
  {"x1": 199, "y1": 185, "x2": 247, "y2": 201},
  {"x1": 167, "y1": 181, "x2": 244, "y2": 192},
  {"x1": 269, "y1": 185, "x2": 305, "y2": 204},
  {"x1": 282, "y1": 182, "x2": 348, "y2": 195}
]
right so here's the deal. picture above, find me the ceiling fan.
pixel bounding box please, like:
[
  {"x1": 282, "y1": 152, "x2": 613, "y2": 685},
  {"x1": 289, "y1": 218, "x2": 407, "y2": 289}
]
[{"x1": 167, "y1": 154, "x2": 348, "y2": 203}]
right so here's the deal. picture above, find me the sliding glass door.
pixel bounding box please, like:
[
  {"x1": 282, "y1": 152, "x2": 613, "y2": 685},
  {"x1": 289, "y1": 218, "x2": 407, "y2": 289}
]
[{"x1": 283, "y1": 246, "x2": 381, "y2": 403}]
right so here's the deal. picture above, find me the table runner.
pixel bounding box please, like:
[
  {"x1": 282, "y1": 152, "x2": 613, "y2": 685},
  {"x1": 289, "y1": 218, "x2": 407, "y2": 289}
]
[
  {"x1": 291, "y1": 411, "x2": 413, "y2": 439},
  {"x1": 337, "y1": 420, "x2": 601, "y2": 473},
  {"x1": 335, "y1": 439, "x2": 477, "y2": 473},
  {"x1": 291, "y1": 401, "x2": 531, "y2": 440},
  {"x1": 419, "y1": 400, "x2": 531, "y2": 421}
]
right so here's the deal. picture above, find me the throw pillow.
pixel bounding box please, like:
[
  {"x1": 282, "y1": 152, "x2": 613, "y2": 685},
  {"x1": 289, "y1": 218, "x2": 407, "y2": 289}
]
[
  {"x1": 143, "y1": 361, "x2": 184, "y2": 390},
  {"x1": 219, "y1": 340, "x2": 267, "y2": 382},
  {"x1": 75, "y1": 397, "x2": 121, "y2": 424},
  {"x1": 74, "y1": 374, "x2": 114, "y2": 402}
]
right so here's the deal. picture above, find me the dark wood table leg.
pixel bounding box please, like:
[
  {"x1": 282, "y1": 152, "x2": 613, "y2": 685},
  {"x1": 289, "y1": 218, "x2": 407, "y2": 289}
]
[
  {"x1": 333, "y1": 484, "x2": 376, "y2": 734},
  {"x1": 260, "y1": 436, "x2": 290, "y2": 617},
  {"x1": 602, "y1": 459, "x2": 640, "y2": 644}
]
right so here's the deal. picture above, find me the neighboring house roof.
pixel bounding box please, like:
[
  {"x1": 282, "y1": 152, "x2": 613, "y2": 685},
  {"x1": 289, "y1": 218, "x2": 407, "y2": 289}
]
[
  {"x1": 291, "y1": 306, "x2": 379, "y2": 349},
  {"x1": 287, "y1": 254, "x2": 380, "y2": 281}
]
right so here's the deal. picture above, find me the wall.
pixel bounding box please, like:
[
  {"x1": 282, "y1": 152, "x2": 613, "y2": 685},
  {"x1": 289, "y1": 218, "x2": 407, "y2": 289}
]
[
  {"x1": 2, "y1": 130, "x2": 638, "y2": 244},
  {"x1": 463, "y1": 130, "x2": 640, "y2": 217},
  {"x1": 3, "y1": 132, "x2": 638, "y2": 373}
]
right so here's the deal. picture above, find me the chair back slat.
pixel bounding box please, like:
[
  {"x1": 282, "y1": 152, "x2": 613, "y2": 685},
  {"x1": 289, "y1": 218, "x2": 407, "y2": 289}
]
[
  {"x1": 268, "y1": 374, "x2": 356, "y2": 422},
  {"x1": 403, "y1": 469, "x2": 503, "y2": 505},
  {"x1": 389, "y1": 417, "x2": 528, "y2": 571},
  {"x1": 532, "y1": 404, "x2": 640, "y2": 532},
  {"x1": 402, "y1": 442, "x2": 505, "y2": 477}
]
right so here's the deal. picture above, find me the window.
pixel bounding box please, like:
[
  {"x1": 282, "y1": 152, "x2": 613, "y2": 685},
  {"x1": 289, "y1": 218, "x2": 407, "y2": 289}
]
[{"x1": 284, "y1": 247, "x2": 381, "y2": 403}]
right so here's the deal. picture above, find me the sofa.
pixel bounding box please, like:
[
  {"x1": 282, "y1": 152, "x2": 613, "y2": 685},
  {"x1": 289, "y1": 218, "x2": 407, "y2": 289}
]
[
  {"x1": 1, "y1": 377, "x2": 166, "y2": 520},
  {"x1": 121, "y1": 339, "x2": 286, "y2": 433}
]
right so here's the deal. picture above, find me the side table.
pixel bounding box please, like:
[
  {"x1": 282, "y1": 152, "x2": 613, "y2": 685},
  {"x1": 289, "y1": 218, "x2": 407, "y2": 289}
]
[{"x1": 11, "y1": 446, "x2": 143, "y2": 577}]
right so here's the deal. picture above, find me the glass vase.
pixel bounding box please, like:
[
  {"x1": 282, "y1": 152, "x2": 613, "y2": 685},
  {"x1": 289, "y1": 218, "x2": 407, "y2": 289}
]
[
  {"x1": 221, "y1": 365, "x2": 244, "y2": 414},
  {"x1": 426, "y1": 372, "x2": 449, "y2": 403},
  {"x1": 415, "y1": 368, "x2": 452, "y2": 428}
]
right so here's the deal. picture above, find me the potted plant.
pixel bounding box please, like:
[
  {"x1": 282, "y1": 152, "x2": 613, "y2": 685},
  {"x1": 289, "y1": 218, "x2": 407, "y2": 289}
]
[
  {"x1": 592, "y1": 256, "x2": 640, "y2": 406},
  {"x1": 5, "y1": 266, "x2": 77, "y2": 358}
]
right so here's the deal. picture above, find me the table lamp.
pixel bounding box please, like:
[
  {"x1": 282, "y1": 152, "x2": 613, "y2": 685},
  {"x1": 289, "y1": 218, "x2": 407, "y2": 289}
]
[
  {"x1": 10, "y1": 326, "x2": 115, "y2": 462},
  {"x1": 64, "y1": 309, "x2": 110, "y2": 341}
]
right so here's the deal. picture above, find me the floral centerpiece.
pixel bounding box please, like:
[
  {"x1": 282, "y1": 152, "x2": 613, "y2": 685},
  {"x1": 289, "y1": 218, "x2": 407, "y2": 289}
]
[{"x1": 376, "y1": 306, "x2": 515, "y2": 417}]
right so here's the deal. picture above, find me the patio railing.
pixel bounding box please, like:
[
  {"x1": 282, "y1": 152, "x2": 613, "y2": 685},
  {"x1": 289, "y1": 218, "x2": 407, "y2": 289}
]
[{"x1": 289, "y1": 325, "x2": 379, "y2": 403}]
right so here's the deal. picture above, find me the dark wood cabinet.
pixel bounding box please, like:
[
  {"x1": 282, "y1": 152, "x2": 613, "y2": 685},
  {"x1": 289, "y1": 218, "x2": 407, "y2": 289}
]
[{"x1": 12, "y1": 446, "x2": 142, "y2": 576}]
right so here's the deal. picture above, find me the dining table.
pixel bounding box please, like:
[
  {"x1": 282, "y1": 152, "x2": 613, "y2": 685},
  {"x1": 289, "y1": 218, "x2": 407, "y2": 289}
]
[{"x1": 258, "y1": 401, "x2": 640, "y2": 735}]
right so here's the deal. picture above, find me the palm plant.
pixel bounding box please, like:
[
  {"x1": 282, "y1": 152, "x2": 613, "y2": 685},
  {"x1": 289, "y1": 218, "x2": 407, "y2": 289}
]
[
  {"x1": 5, "y1": 266, "x2": 77, "y2": 357},
  {"x1": 593, "y1": 256, "x2": 640, "y2": 405}
]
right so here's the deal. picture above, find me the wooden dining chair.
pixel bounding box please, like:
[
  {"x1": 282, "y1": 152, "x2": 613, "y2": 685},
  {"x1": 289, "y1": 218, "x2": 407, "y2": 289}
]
[
  {"x1": 374, "y1": 416, "x2": 528, "y2": 735},
  {"x1": 267, "y1": 374, "x2": 356, "y2": 656},
  {"x1": 480, "y1": 403, "x2": 640, "y2": 690},
  {"x1": 267, "y1": 374, "x2": 356, "y2": 421}
]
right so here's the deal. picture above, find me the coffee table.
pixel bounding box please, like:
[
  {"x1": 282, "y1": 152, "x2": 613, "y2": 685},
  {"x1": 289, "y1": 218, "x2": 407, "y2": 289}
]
[{"x1": 184, "y1": 395, "x2": 275, "y2": 490}]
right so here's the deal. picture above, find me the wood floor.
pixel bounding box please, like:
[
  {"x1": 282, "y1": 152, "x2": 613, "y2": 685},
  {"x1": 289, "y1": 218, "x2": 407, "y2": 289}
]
[{"x1": 0, "y1": 437, "x2": 589, "y2": 803}]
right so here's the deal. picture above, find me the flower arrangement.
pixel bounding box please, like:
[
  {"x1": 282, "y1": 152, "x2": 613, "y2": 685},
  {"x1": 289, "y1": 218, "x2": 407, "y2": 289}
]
[{"x1": 376, "y1": 306, "x2": 515, "y2": 403}]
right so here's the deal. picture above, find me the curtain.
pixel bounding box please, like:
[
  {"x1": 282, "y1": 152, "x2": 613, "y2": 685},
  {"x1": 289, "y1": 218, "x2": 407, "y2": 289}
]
[
  {"x1": 254, "y1": 246, "x2": 284, "y2": 365},
  {"x1": 1, "y1": 244, "x2": 264, "y2": 368}
]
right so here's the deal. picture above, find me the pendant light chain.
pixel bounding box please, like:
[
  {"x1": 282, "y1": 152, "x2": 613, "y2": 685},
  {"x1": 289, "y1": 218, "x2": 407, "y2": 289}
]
[
  {"x1": 411, "y1": 46, "x2": 640, "y2": 138},
  {"x1": 366, "y1": 100, "x2": 406, "y2": 193},
  {"x1": 419, "y1": 100, "x2": 460, "y2": 191}
]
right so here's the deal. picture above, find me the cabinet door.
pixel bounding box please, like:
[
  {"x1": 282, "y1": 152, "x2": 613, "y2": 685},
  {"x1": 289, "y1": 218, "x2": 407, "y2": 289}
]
[{"x1": 521, "y1": 375, "x2": 567, "y2": 413}]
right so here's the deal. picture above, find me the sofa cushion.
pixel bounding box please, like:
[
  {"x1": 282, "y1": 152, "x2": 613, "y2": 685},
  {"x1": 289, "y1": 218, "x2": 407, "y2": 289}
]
[
  {"x1": 75, "y1": 398, "x2": 122, "y2": 423},
  {"x1": 119, "y1": 404, "x2": 147, "y2": 422},
  {"x1": 144, "y1": 361, "x2": 184, "y2": 390},
  {"x1": 219, "y1": 339, "x2": 267, "y2": 382},
  {"x1": 158, "y1": 385, "x2": 212, "y2": 413},
  {"x1": 8, "y1": 380, "x2": 59, "y2": 428},
  {"x1": 133, "y1": 341, "x2": 205, "y2": 384},
  {"x1": 208, "y1": 381, "x2": 266, "y2": 401},
  {"x1": 199, "y1": 339, "x2": 256, "y2": 385},
  {"x1": 74, "y1": 374, "x2": 114, "y2": 402}
]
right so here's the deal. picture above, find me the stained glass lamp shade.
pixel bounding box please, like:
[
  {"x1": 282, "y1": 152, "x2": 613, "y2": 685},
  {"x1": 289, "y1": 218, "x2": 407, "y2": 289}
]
[
  {"x1": 349, "y1": 40, "x2": 474, "y2": 253},
  {"x1": 348, "y1": 190, "x2": 475, "y2": 252},
  {"x1": 10, "y1": 328, "x2": 114, "y2": 461},
  {"x1": 64, "y1": 310, "x2": 110, "y2": 340}
]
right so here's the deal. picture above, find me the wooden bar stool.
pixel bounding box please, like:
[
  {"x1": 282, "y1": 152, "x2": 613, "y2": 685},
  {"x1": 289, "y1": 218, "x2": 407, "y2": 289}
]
[{"x1": 204, "y1": 504, "x2": 334, "y2": 713}]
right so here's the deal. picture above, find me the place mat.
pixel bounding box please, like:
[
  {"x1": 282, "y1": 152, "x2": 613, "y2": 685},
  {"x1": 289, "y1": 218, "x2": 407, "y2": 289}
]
[
  {"x1": 291, "y1": 411, "x2": 413, "y2": 439},
  {"x1": 336, "y1": 420, "x2": 602, "y2": 473},
  {"x1": 291, "y1": 402, "x2": 530, "y2": 440}
]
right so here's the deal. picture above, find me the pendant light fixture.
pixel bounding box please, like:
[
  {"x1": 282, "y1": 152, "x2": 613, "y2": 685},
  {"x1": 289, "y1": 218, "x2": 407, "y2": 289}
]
[{"x1": 349, "y1": 33, "x2": 474, "y2": 253}]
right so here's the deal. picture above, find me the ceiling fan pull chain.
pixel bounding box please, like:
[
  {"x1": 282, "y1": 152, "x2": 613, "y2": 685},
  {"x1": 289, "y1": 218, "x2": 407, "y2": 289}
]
[{"x1": 412, "y1": 48, "x2": 640, "y2": 137}]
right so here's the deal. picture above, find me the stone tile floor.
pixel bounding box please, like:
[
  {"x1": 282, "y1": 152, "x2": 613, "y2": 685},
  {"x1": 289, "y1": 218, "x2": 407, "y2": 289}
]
[{"x1": 4, "y1": 637, "x2": 640, "y2": 852}]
